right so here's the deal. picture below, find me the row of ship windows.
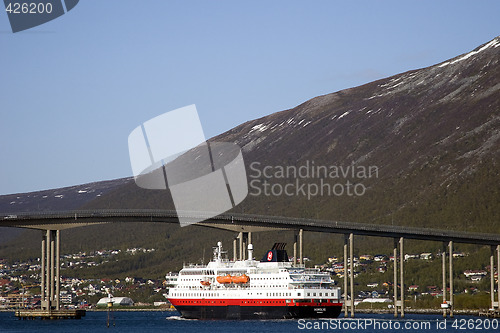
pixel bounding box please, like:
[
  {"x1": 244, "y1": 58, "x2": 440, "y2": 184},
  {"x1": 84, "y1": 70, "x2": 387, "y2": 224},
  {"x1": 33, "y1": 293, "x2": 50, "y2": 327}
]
[
  {"x1": 306, "y1": 292, "x2": 336, "y2": 297},
  {"x1": 173, "y1": 291, "x2": 336, "y2": 297},
  {"x1": 172, "y1": 293, "x2": 219, "y2": 297},
  {"x1": 180, "y1": 271, "x2": 215, "y2": 275},
  {"x1": 174, "y1": 300, "x2": 289, "y2": 304},
  {"x1": 176, "y1": 285, "x2": 336, "y2": 293},
  {"x1": 174, "y1": 299, "x2": 337, "y2": 305},
  {"x1": 176, "y1": 285, "x2": 288, "y2": 289},
  {"x1": 171, "y1": 292, "x2": 295, "y2": 297},
  {"x1": 182, "y1": 271, "x2": 260, "y2": 276},
  {"x1": 172, "y1": 291, "x2": 332, "y2": 298},
  {"x1": 266, "y1": 292, "x2": 333, "y2": 297}
]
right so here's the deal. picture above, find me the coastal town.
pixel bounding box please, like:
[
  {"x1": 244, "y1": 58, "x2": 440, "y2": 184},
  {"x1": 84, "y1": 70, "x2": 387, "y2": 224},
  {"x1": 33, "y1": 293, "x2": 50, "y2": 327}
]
[
  {"x1": 0, "y1": 247, "x2": 497, "y2": 310},
  {"x1": 0, "y1": 247, "x2": 168, "y2": 310}
]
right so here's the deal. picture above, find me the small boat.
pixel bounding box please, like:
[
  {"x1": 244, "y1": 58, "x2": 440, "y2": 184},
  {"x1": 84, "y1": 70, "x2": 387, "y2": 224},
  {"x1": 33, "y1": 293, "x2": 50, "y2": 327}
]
[
  {"x1": 231, "y1": 274, "x2": 249, "y2": 284},
  {"x1": 216, "y1": 275, "x2": 232, "y2": 284},
  {"x1": 200, "y1": 280, "x2": 211, "y2": 286}
]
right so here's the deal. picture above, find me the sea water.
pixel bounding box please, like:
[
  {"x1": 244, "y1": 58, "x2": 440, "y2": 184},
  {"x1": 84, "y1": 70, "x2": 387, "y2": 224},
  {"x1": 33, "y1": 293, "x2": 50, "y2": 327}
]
[{"x1": 0, "y1": 311, "x2": 498, "y2": 333}]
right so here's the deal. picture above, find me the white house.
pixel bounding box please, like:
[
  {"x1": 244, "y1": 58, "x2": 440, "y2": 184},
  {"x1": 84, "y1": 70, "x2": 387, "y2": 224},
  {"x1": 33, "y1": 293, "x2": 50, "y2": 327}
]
[{"x1": 97, "y1": 297, "x2": 134, "y2": 306}]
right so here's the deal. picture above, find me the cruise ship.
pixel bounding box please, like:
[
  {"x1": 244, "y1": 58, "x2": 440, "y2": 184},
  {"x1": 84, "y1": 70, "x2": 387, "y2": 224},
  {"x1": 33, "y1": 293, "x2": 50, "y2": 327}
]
[{"x1": 166, "y1": 241, "x2": 342, "y2": 319}]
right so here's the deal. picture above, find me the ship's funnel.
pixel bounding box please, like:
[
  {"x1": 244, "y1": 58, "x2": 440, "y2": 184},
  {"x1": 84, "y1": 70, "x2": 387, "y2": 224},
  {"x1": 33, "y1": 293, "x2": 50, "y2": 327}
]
[{"x1": 261, "y1": 243, "x2": 289, "y2": 262}]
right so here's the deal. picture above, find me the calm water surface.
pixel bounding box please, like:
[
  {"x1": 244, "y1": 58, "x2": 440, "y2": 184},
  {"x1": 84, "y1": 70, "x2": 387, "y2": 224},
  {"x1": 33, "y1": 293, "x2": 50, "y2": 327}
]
[{"x1": 0, "y1": 311, "x2": 498, "y2": 333}]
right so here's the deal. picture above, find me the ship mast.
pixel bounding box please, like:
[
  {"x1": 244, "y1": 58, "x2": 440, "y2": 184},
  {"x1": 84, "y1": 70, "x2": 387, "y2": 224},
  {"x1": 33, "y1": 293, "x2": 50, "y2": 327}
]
[{"x1": 213, "y1": 241, "x2": 224, "y2": 262}]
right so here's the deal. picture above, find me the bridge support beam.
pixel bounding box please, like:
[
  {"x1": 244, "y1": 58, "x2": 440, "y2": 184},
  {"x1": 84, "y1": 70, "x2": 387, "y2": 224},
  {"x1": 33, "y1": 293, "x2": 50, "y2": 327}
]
[
  {"x1": 393, "y1": 237, "x2": 404, "y2": 317},
  {"x1": 393, "y1": 238, "x2": 398, "y2": 318},
  {"x1": 442, "y1": 241, "x2": 454, "y2": 317},
  {"x1": 238, "y1": 232, "x2": 247, "y2": 260},
  {"x1": 448, "y1": 241, "x2": 454, "y2": 317},
  {"x1": 56, "y1": 230, "x2": 61, "y2": 310},
  {"x1": 233, "y1": 238, "x2": 237, "y2": 261},
  {"x1": 238, "y1": 232, "x2": 242, "y2": 260},
  {"x1": 491, "y1": 245, "x2": 499, "y2": 311},
  {"x1": 299, "y1": 229, "x2": 303, "y2": 266},
  {"x1": 49, "y1": 230, "x2": 54, "y2": 307},
  {"x1": 350, "y1": 233, "x2": 354, "y2": 318},
  {"x1": 491, "y1": 247, "x2": 494, "y2": 310},
  {"x1": 242, "y1": 234, "x2": 247, "y2": 260},
  {"x1": 237, "y1": 232, "x2": 248, "y2": 260},
  {"x1": 41, "y1": 230, "x2": 60, "y2": 311},
  {"x1": 399, "y1": 237, "x2": 404, "y2": 318},
  {"x1": 293, "y1": 232, "x2": 298, "y2": 267},
  {"x1": 344, "y1": 234, "x2": 348, "y2": 317},
  {"x1": 343, "y1": 233, "x2": 355, "y2": 317},
  {"x1": 41, "y1": 233, "x2": 46, "y2": 303},
  {"x1": 497, "y1": 245, "x2": 500, "y2": 311},
  {"x1": 442, "y1": 243, "x2": 447, "y2": 317}
]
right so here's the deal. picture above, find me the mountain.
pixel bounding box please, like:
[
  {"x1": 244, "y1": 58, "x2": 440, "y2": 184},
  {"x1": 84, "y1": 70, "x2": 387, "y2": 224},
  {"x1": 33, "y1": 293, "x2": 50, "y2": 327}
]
[
  {"x1": 214, "y1": 36, "x2": 500, "y2": 232},
  {"x1": 85, "y1": 36, "x2": 500, "y2": 231},
  {"x1": 1, "y1": 36, "x2": 499, "y2": 277},
  {"x1": 0, "y1": 178, "x2": 132, "y2": 246},
  {"x1": 0, "y1": 178, "x2": 132, "y2": 214}
]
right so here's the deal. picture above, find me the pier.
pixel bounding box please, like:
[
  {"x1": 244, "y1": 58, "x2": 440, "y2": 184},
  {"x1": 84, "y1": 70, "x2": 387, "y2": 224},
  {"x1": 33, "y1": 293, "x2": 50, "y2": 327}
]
[
  {"x1": 15, "y1": 309, "x2": 86, "y2": 320},
  {"x1": 479, "y1": 309, "x2": 500, "y2": 318}
]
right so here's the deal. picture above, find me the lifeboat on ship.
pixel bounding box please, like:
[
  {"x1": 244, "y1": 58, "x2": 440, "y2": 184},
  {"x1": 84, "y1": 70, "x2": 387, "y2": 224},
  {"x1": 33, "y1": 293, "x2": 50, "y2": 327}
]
[
  {"x1": 200, "y1": 280, "x2": 211, "y2": 286},
  {"x1": 231, "y1": 274, "x2": 249, "y2": 284},
  {"x1": 216, "y1": 275, "x2": 232, "y2": 284}
]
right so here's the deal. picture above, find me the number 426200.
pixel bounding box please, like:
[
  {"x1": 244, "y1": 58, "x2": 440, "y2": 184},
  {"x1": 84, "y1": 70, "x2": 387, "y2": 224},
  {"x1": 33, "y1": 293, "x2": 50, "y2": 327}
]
[{"x1": 5, "y1": 2, "x2": 53, "y2": 14}]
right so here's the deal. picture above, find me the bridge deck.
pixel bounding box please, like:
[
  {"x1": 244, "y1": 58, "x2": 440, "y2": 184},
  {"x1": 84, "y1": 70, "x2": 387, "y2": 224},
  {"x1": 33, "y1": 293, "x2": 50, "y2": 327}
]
[{"x1": 1, "y1": 210, "x2": 499, "y2": 245}]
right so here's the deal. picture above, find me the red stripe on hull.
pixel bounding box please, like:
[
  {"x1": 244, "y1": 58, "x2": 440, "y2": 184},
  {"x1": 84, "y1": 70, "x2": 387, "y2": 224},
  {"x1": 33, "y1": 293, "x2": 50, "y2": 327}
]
[
  {"x1": 171, "y1": 302, "x2": 343, "y2": 319},
  {"x1": 169, "y1": 298, "x2": 342, "y2": 307}
]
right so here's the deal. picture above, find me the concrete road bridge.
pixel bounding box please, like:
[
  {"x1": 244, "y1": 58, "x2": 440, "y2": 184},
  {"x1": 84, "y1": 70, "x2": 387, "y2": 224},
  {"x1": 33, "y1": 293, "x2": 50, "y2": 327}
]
[{"x1": 2, "y1": 209, "x2": 500, "y2": 318}]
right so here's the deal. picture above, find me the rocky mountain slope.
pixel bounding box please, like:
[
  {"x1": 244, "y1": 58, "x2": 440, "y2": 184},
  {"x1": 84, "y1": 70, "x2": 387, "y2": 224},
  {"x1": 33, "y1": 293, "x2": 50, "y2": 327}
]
[
  {"x1": 0, "y1": 178, "x2": 132, "y2": 214},
  {"x1": 0, "y1": 178, "x2": 132, "y2": 244},
  {"x1": 211, "y1": 36, "x2": 500, "y2": 232}
]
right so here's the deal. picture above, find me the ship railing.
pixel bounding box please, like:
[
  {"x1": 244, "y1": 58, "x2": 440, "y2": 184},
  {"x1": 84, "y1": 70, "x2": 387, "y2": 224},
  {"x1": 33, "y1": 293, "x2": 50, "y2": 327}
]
[
  {"x1": 288, "y1": 286, "x2": 337, "y2": 290},
  {"x1": 183, "y1": 263, "x2": 208, "y2": 269},
  {"x1": 287, "y1": 266, "x2": 321, "y2": 272},
  {"x1": 304, "y1": 268, "x2": 322, "y2": 272},
  {"x1": 290, "y1": 278, "x2": 331, "y2": 283}
]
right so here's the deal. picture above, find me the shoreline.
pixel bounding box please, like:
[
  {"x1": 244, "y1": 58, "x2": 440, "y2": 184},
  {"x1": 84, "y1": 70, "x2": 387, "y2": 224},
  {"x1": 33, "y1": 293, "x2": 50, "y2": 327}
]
[
  {"x1": 354, "y1": 308, "x2": 482, "y2": 316},
  {"x1": 0, "y1": 308, "x2": 487, "y2": 315},
  {"x1": 0, "y1": 308, "x2": 176, "y2": 312}
]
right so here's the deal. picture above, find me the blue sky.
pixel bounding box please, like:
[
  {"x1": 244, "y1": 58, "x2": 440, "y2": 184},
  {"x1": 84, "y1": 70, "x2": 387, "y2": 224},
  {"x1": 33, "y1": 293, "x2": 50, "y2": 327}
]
[{"x1": 1, "y1": 0, "x2": 499, "y2": 195}]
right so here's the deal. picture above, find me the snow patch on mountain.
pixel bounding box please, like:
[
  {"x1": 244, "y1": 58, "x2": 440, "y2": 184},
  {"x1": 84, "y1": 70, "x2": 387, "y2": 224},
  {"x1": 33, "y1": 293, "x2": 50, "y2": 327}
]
[
  {"x1": 338, "y1": 111, "x2": 351, "y2": 119},
  {"x1": 439, "y1": 39, "x2": 500, "y2": 68},
  {"x1": 250, "y1": 123, "x2": 269, "y2": 132}
]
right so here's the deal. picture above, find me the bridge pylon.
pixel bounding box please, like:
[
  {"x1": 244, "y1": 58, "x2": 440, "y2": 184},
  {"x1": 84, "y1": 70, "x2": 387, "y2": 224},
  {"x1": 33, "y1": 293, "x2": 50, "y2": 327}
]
[
  {"x1": 40, "y1": 230, "x2": 60, "y2": 311},
  {"x1": 490, "y1": 245, "x2": 500, "y2": 312},
  {"x1": 393, "y1": 237, "x2": 404, "y2": 318},
  {"x1": 343, "y1": 233, "x2": 355, "y2": 317}
]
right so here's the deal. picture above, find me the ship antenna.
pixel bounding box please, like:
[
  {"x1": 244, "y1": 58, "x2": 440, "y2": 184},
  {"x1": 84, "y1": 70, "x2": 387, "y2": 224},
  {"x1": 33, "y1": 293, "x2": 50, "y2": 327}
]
[{"x1": 217, "y1": 241, "x2": 223, "y2": 261}]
